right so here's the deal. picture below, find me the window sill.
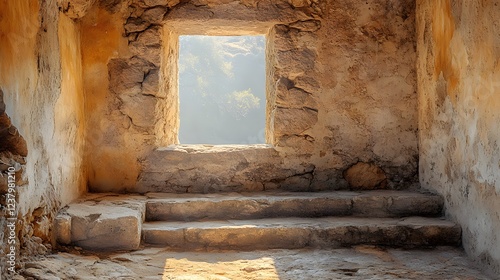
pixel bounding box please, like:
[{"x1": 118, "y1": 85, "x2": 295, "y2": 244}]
[{"x1": 157, "y1": 144, "x2": 274, "y2": 154}]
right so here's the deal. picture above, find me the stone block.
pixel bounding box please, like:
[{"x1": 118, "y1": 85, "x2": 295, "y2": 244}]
[
  {"x1": 130, "y1": 43, "x2": 161, "y2": 67},
  {"x1": 275, "y1": 49, "x2": 316, "y2": 72},
  {"x1": 108, "y1": 59, "x2": 145, "y2": 95},
  {"x1": 65, "y1": 204, "x2": 141, "y2": 251},
  {"x1": 142, "y1": 0, "x2": 179, "y2": 8},
  {"x1": 289, "y1": 20, "x2": 321, "y2": 32},
  {"x1": 142, "y1": 216, "x2": 461, "y2": 250},
  {"x1": 129, "y1": 27, "x2": 162, "y2": 66},
  {"x1": 276, "y1": 87, "x2": 318, "y2": 110},
  {"x1": 119, "y1": 94, "x2": 157, "y2": 128},
  {"x1": 344, "y1": 162, "x2": 387, "y2": 190},
  {"x1": 145, "y1": 191, "x2": 353, "y2": 222},
  {"x1": 293, "y1": 75, "x2": 321, "y2": 93},
  {"x1": 142, "y1": 69, "x2": 160, "y2": 95},
  {"x1": 141, "y1": 7, "x2": 167, "y2": 24},
  {"x1": 54, "y1": 214, "x2": 71, "y2": 245},
  {"x1": 274, "y1": 135, "x2": 315, "y2": 154},
  {"x1": 288, "y1": 0, "x2": 311, "y2": 8},
  {"x1": 274, "y1": 107, "x2": 318, "y2": 135},
  {"x1": 124, "y1": 18, "x2": 150, "y2": 34}
]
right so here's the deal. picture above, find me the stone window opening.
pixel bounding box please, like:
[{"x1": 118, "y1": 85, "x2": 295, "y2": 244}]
[
  {"x1": 123, "y1": 4, "x2": 324, "y2": 192},
  {"x1": 156, "y1": 22, "x2": 277, "y2": 148}
]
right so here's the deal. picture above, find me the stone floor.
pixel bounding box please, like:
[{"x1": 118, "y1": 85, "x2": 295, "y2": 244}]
[{"x1": 14, "y1": 246, "x2": 493, "y2": 280}]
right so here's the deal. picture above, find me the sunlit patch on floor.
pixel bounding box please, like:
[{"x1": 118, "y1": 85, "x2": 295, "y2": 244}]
[{"x1": 163, "y1": 255, "x2": 279, "y2": 280}]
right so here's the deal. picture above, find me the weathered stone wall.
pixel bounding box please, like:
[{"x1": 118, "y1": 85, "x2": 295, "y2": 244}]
[
  {"x1": 0, "y1": 91, "x2": 28, "y2": 276},
  {"x1": 312, "y1": 0, "x2": 417, "y2": 190},
  {"x1": 0, "y1": 0, "x2": 86, "y2": 275},
  {"x1": 82, "y1": 0, "x2": 418, "y2": 193},
  {"x1": 80, "y1": 1, "x2": 141, "y2": 192},
  {"x1": 417, "y1": 0, "x2": 500, "y2": 276}
]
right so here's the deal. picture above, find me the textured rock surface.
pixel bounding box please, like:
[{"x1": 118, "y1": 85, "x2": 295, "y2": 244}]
[
  {"x1": 0, "y1": 0, "x2": 86, "y2": 276},
  {"x1": 137, "y1": 145, "x2": 316, "y2": 193},
  {"x1": 66, "y1": 204, "x2": 141, "y2": 251},
  {"x1": 344, "y1": 162, "x2": 388, "y2": 190},
  {"x1": 0, "y1": 91, "x2": 28, "y2": 156},
  {"x1": 417, "y1": 0, "x2": 500, "y2": 276},
  {"x1": 57, "y1": 0, "x2": 96, "y2": 19},
  {"x1": 82, "y1": 0, "x2": 419, "y2": 193},
  {"x1": 142, "y1": 216, "x2": 461, "y2": 250},
  {"x1": 15, "y1": 247, "x2": 491, "y2": 279},
  {"x1": 145, "y1": 190, "x2": 444, "y2": 221},
  {"x1": 0, "y1": 0, "x2": 498, "y2": 279},
  {"x1": 53, "y1": 190, "x2": 447, "y2": 252},
  {"x1": 55, "y1": 194, "x2": 146, "y2": 251}
]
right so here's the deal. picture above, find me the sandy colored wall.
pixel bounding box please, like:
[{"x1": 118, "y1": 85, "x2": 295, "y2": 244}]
[
  {"x1": 0, "y1": 0, "x2": 86, "y2": 272},
  {"x1": 80, "y1": 3, "x2": 142, "y2": 192},
  {"x1": 81, "y1": 0, "x2": 418, "y2": 193},
  {"x1": 417, "y1": 0, "x2": 500, "y2": 275},
  {"x1": 313, "y1": 0, "x2": 417, "y2": 187}
]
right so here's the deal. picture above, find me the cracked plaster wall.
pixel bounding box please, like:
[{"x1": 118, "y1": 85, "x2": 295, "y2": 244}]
[
  {"x1": 80, "y1": 0, "x2": 418, "y2": 193},
  {"x1": 417, "y1": 0, "x2": 500, "y2": 276}
]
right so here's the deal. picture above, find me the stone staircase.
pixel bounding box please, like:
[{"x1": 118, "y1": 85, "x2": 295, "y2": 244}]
[{"x1": 55, "y1": 189, "x2": 461, "y2": 251}]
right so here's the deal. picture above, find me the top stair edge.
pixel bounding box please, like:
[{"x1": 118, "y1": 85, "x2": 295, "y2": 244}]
[
  {"x1": 144, "y1": 189, "x2": 440, "y2": 201},
  {"x1": 144, "y1": 190, "x2": 444, "y2": 221}
]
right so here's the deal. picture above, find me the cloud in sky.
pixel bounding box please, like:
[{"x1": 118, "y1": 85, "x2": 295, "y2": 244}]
[{"x1": 178, "y1": 35, "x2": 266, "y2": 144}]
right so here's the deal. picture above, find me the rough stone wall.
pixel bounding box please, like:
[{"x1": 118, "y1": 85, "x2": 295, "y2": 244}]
[
  {"x1": 0, "y1": 0, "x2": 86, "y2": 275},
  {"x1": 417, "y1": 0, "x2": 500, "y2": 276},
  {"x1": 312, "y1": 0, "x2": 417, "y2": 189},
  {"x1": 80, "y1": 1, "x2": 149, "y2": 190},
  {"x1": 81, "y1": 0, "x2": 418, "y2": 193},
  {"x1": 0, "y1": 91, "x2": 29, "y2": 276}
]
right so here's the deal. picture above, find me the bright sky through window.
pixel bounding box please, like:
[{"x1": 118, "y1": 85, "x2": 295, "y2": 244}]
[{"x1": 178, "y1": 35, "x2": 266, "y2": 144}]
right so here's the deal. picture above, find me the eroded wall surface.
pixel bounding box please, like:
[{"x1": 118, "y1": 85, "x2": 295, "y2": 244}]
[
  {"x1": 0, "y1": 0, "x2": 86, "y2": 273},
  {"x1": 417, "y1": 0, "x2": 500, "y2": 275},
  {"x1": 81, "y1": 0, "x2": 418, "y2": 193}
]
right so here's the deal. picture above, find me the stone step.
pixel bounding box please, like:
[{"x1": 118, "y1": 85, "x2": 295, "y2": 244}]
[
  {"x1": 145, "y1": 190, "x2": 444, "y2": 221},
  {"x1": 142, "y1": 216, "x2": 461, "y2": 250}
]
